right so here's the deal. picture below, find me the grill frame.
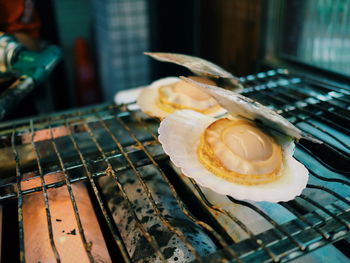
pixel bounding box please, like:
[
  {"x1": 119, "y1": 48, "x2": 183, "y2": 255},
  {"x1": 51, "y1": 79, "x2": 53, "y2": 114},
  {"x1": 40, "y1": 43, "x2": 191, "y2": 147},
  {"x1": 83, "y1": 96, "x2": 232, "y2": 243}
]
[{"x1": 0, "y1": 69, "x2": 349, "y2": 262}]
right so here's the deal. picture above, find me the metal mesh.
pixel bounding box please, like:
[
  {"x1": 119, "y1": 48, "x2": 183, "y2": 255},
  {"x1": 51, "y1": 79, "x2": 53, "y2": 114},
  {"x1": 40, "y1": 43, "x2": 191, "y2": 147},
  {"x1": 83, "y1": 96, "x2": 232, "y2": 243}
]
[{"x1": 0, "y1": 69, "x2": 349, "y2": 262}]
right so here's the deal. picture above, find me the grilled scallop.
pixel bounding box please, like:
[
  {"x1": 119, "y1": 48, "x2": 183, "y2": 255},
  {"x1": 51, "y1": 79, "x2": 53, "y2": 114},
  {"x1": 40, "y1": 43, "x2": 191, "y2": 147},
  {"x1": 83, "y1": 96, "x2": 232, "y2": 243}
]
[
  {"x1": 136, "y1": 52, "x2": 247, "y2": 119},
  {"x1": 137, "y1": 76, "x2": 226, "y2": 119},
  {"x1": 158, "y1": 82, "x2": 310, "y2": 202}
]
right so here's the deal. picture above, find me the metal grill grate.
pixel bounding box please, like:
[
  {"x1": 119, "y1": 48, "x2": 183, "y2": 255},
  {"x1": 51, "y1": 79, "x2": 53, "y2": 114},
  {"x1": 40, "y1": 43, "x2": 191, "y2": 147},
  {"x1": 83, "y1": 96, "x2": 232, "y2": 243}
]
[{"x1": 0, "y1": 69, "x2": 349, "y2": 262}]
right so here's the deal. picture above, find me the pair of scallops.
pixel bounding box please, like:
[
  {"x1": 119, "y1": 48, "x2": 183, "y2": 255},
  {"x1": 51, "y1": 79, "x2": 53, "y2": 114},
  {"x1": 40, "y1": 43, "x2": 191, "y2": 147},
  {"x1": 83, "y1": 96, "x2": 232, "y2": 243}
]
[{"x1": 136, "y1": 53, "x2": 309, "y2": 202}]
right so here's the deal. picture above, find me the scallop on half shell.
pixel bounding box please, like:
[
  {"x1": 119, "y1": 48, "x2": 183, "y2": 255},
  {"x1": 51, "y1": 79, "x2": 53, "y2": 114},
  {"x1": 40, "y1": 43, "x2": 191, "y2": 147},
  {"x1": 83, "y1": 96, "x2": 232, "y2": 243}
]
[
  {"x1": 158, "y1": 81, "x2": 310, "y2": 202},
  {"x1": 137, "y1": 76, "x2": 227, "y2": 119},
  {"x1": 137, "y1": 52, "x2": 245, "y2": 119}
]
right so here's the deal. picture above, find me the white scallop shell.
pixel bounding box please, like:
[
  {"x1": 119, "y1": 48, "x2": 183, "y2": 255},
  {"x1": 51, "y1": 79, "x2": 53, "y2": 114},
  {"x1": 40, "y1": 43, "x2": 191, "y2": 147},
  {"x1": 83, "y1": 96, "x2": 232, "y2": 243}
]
[
  {"x1": 136, "y1": 77, "x2": 227, "y2": 119},
  {"x1": 181, "y1": 77, "x2": 320, "y2": 143},
  {"x1": 137, "y1": 77, "x2": 180, "y2": 119},
  {"x1": 158, "y1": 109, "x2": 309, "y2": 202},
  {"x1": 145, "y1": 52, "x2": 243, "y2": 92}
]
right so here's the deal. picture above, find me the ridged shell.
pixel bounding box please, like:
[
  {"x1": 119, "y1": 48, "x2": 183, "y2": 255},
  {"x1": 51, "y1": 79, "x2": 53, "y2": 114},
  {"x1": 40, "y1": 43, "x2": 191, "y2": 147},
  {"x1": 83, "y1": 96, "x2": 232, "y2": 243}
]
[
  {"x1": 181, "y1": 77, "x2": 320, "y2": 142},
  {"x1": 158, "y1": 110, "x2": 309, "y2": 202},
  {"x1": 137, "y1": 77, "x2": 180, "y2": 119},
  {"x1": 136, "y1": 77, "x2": 227, "y2": 119},
  {"x1": 145, "y1": 52, "x2": 243, "y2": 92}
]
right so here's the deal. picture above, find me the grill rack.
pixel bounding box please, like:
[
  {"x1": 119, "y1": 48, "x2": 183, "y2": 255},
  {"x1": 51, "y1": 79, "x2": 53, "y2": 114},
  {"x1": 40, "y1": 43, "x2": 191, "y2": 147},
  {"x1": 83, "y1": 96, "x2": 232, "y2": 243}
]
[{"x1": 0, "y1": 69, "x2": 348, "y2": 262}]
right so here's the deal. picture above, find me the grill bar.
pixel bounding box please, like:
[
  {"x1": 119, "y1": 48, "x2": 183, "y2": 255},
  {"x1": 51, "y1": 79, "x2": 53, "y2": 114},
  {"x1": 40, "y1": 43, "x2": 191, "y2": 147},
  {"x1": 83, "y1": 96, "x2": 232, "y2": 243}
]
[
  {"x1": 65, "y1": 120, "x2": 132, "y2": 262},
  {"x1": 306, "y1": 184, "x2": 350, "y2": 207},
  {"x1": 299, "y1": 195, "x2": 350, "y2": 229},
  {"x1": 303, "y1": 78, "x2": 350, "y2": 93},
  {"x1": 1, "y1": 181, "x2": 66, "y2": 201},
  {"x1": 248, "y1": 83, "x2": 350, "y2": 139},
  {"x1": 295, "y1": 117, "x2": 350, "y2": 153},
  {"x1": 282, "y1": 89, "x2": 350, "y2": 120},
  {"x1": 296, "y1": 144, "x2": 349, "y2": 175},
  {"x1": 95, "y1": 115, "x2": 205, "y2": 262},
  {"x1": 241, "y1": 72, "x2": 349, "y2": 105},
  {"x1": 227, "y1": 197, "x2": 306, "y2": 251},
  {"x1": 198, "y1": 212, "x2": 350, "y2": 262},
  {"x1": 294, "y1": 162, "x2": 350, "y2": 188},
  {"x1": 257, "y1": 89, "x2": 350, "y2": 152},
  {"x1": 48, "y1": 122, "x2": 95, "y2": 262},
  {"x1": 11, "y1": 129, "x2": 25, "y2": 263},
  {"x1": 188, "y1": 178, "x2": 279, "y2": 262},
  {"x1": 279, "y1": 202, "x2": 331, "y2": 240},
  {"x1": 265, "y1": 88, "x2": 350, "y2": 136},
  {"x1": 81, "y1": 118, "x2": 168, "y2": 262},
  {"x1": 29, "y1": 120, "x2": 61, "y2": 262}
]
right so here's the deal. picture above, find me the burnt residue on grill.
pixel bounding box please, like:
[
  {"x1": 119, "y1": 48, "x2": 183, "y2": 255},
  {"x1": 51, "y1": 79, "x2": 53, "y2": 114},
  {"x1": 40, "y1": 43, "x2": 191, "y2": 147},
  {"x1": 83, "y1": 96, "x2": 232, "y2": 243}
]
[{"x1": 98, "y1": 164, "x2": 217, "y2": 262}]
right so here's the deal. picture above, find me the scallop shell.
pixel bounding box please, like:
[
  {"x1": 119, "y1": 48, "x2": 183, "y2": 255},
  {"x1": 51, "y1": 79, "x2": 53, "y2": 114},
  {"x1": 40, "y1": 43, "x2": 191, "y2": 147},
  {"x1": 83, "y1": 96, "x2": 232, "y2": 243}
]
[
  {"x1": 158, "y1": 110, "x2": 309, "y2": 202},
  {"x1": 136, "y1": 77, "x2": 227, "y2": 119},
  {"x1": 137, "y1": 77, "x2": 179, "y2": 119},
  {"x1": 181, "y1": 76, "x2": 320, "y2": 143},
  {"x1": 145, "y1": 52, "x2": 243, "y2": 92}
]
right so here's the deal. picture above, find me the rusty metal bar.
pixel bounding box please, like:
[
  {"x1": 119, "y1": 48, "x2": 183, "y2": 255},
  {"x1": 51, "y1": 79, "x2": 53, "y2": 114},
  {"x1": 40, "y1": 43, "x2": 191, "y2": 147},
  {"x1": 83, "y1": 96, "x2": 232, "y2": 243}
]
[
  {"x1": 65, "y1": 119, "x2": 132, "y2": 263},
  {"x1": 80, "y1": 118, "x2": 168, "y2": 262},
  {"x1": 95, "y1": 114, "x2": 205, "y2": 263},
  {"x1": 48, "y1": 122, "x2": 94, "y2": 262},
  {"x1": 29, "y1": 120, "x2": 61, "y2": 262},
  {"x1": 11, "y1": 128, "x2": 26, "y2": 263}
]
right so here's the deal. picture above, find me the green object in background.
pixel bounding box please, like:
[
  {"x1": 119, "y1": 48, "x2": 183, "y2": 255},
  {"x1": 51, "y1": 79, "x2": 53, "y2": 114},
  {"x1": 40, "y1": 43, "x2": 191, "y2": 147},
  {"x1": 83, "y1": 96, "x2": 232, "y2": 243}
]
[
  {"x1": 11, "y1": 45, "x2": 62, "y2": 85},
  {"x1": 0, "y1": 33, "x2": 62, "y2": 119}
]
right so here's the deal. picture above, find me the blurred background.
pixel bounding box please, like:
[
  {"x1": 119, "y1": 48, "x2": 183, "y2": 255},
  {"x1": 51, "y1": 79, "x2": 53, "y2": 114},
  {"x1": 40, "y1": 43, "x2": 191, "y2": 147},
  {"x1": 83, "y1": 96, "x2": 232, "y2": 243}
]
[{"x1": 0, "y1": 0, "x2": 349, "y2": 119}]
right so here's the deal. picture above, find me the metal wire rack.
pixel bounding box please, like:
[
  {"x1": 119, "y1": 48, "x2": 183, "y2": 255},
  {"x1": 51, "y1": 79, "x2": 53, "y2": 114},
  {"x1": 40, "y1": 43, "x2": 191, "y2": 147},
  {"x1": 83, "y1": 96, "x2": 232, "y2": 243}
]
[{"x1": 0, "y1": 69, "x2": 349, "y2": 262}]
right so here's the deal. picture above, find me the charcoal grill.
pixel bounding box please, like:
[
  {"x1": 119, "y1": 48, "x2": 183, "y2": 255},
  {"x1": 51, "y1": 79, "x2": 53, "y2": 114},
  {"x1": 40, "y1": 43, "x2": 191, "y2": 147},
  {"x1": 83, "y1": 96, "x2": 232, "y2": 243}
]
[{"x1": 0, "y1": 69, "x2": 349, "y2": 262}]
